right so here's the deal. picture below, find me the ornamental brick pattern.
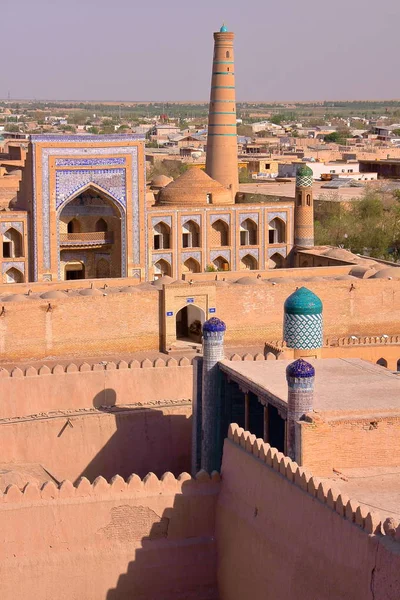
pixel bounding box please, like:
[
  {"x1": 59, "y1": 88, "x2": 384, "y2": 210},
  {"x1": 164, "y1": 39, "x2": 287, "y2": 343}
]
[{"x1": 205, "y1": 28, "x2": 239, "y2": 198}]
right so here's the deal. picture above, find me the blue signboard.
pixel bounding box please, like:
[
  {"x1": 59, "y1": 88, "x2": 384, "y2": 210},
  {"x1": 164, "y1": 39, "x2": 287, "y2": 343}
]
[
  {"x1": 209, "y1": 308, "x2": 216, "y2": 313},
  {"x1": 166, "y1": 311, "x2": 173, "y2": 317},
  {"x1": 186, "y1": 298, "x2": 194, "y2": 303}
]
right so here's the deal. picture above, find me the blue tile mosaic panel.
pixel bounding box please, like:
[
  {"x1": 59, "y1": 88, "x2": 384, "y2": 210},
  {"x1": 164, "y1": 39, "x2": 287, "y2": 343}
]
[
  {"x1": 55, "y1": 157, "x2": 126, "y2": 167},
  {"x1": 55, "y1": 169, "x2": 126, "y2": 209}
]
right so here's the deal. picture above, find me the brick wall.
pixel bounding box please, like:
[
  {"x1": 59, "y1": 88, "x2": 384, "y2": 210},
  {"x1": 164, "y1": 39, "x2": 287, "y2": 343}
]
[
  {"x1": 0, "y1": 278, "x2": 399, "y2": 360},
  {"x1": 0, "y1": 471, "x2": 220, "y2": 600},
  {"x1": 0, "y1": 360, "x2": 194, "y2": 481},
  {"x1": 300, "y1": 415, "x2": 400, "y2": 476},
  {"x1": 216, "y1": 425, "x2": 400, "y2": 600}
]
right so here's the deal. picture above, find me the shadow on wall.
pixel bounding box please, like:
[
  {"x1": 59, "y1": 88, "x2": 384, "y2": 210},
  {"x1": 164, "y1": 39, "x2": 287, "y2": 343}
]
[
  {"x1": 74, "y1": 389, "x2": 192, "y2": 484},
  {"x1": 105, "y1": 480, "x2": 218, "y2": 600}
]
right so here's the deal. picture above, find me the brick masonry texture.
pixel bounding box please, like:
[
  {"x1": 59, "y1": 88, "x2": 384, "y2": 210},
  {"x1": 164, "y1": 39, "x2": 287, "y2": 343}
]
[{"x1": 0, "y1": 278, "x2": 400, "y2": 361}]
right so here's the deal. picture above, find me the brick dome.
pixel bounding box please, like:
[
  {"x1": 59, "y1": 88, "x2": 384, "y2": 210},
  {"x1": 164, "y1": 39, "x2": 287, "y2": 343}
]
[
  {"x1": 157, "y1": 168, "x2": 233, "y2": 206},
  {"x1": 372, "y1": 267, "x2": 400, "y2": 279},
  {"x1": 150, "y1": 175, "x2": 173, "y2": 189}
]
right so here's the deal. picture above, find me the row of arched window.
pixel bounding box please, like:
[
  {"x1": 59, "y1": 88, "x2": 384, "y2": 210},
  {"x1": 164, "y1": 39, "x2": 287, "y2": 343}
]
[
  {"x1": 376, "y1": 358, "x2": 400, "y2": 371},
  {"x1": 154, "y1": 252, "x2": 285, "y2": 277},
  {"x1": 153, "y1": 218, "x2": 286, "y2": 251},
  {"x1": 67, "y1": 218, "x2": 108, "y2": 234}
]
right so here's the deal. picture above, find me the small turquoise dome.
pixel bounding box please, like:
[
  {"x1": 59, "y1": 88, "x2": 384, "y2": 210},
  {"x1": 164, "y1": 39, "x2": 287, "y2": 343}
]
[
  {"x1": 286, "y1": 358, "x2": 315, "y2": 379},
  {"x1": 284, "y1": 287, "x2": 322, "y2": 316},
  {"x1": 296, "y1": 164, "x2": 313, "y2": 177},
  {"x1": 220, "y1": 23, "x2": 228, "y2": 32}
]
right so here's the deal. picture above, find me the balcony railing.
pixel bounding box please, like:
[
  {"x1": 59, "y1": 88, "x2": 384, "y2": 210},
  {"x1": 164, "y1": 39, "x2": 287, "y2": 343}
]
[{"x1": 60, "y1": 232, "x2": 114, "y2": 245}]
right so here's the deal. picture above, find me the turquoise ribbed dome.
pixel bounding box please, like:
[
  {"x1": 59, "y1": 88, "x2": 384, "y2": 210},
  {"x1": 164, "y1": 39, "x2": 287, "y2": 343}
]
[
  {"x1": 296, "y1": 164, "x2": 313, "y2": 177},
  {"x1": 220, "y1": 24, "x2": 228, "y2": 32},
  {"x1": 284, "y1": 287, "x2": 322, "y2": 316}
]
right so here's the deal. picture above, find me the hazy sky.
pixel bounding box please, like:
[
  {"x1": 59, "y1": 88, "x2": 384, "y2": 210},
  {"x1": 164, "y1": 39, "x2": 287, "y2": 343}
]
[{"x1": 2, "y1": 0, "x2": 399, "y2": 101}]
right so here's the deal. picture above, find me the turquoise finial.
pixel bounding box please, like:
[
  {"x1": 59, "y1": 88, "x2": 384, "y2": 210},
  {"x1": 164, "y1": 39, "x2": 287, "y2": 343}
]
[{"x1": 220, "y1": 23, "x2": 228, "y2": 32}]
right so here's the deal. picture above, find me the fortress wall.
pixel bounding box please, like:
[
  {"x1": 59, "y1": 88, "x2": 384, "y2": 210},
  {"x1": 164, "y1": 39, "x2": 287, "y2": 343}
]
[
  {"x1": 0, "y1": 359, "x2": 193, "y2": 419},
  {"x1": 182, "y1": 264, "x2": 352, "y2": 281},
  {"x1": 0, "y1": 279, "x2": 399, "y2": 360},
  {"x1": 0, "y1": 471, "x2": 220, "y2": 600},
  {"x1": 216, "y1": 279, "x2": 400, "y2": 345},
  {"x1": 0, "y1": 402, "x2": 192, "y2": 482},
  {"x1": 0, "y1": 289, "x2": 160, "y2": 360},
  {"x1": 216, "y1": 425, "x2": 400, "y2": 600},
  {"x1": 0, "y1": 275, "x2": 141, "y2": 295},
  {"x1": 321, "y1": 344, "x2": 400, "y2": 370},
  {"x1": 299, "y1": 415, "x2": 400, "y2": 476}
]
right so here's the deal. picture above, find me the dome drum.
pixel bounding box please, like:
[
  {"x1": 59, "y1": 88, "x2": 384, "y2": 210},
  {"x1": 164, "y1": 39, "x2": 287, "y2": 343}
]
[{"x1": 283, "y1": 288, "x2": 323, "y2": 351}]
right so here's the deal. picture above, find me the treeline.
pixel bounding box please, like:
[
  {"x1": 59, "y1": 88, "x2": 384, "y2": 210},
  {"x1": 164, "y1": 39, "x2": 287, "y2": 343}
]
[{"x1": 315, "y1": 187, "x2": 400, "y2": 260}]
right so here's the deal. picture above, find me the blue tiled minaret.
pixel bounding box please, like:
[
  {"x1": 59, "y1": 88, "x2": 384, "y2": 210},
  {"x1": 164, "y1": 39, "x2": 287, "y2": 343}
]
[
  {"x1": 286, "y1": 359, "x2": 315, "y2": 461},
  {"x1": 283, "y1": 287, "x2": 323, "y2": 358},
  {"x1": 201, "y1": 317, "x2": 226, "y2": 472}
]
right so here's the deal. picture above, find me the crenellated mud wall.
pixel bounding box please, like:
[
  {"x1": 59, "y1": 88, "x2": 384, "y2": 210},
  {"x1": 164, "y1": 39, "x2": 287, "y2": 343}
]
[
  {"x1": 216, "y1": 425, "x2": 400, "y2": 600},
  {"x1": 0, "y1": 470, "x2": 220, "y2": 600}
]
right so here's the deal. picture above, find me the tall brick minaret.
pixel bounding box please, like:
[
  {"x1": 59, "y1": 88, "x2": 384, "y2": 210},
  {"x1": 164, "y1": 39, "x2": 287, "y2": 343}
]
[
  {"x1": 294, "y1": 164, "x2": 314, "y2": 247},
  {"x1": 205, "y1": 24, "x2": 239, "y2": 199}
]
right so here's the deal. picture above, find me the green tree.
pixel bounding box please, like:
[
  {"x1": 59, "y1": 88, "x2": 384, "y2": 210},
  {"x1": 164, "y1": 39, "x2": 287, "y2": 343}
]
[
  {"x1": 270, "y1": 114, "x2": 288, "y2": 125},
  {"x1": 315, "y1": 188, "x2": 400, "y2": 260},
  {"x1": 238, "y1": 167, "x2": 253, "y2": 183},
  {"x1": 149, "y1": 160, "x2": 188, "y2": 181},
  {"x1": 237, "y1": 124, "x2": 253, "y2": 137}
]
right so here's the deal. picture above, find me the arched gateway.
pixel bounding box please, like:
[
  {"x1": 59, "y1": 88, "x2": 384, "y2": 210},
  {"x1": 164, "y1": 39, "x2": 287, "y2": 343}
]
[
  {"x1": 176, "y1": 305, "x2": 205, "y2": 342},
  {"x1": 58, "y1": 185, "x2": 124, "y2": 280}
]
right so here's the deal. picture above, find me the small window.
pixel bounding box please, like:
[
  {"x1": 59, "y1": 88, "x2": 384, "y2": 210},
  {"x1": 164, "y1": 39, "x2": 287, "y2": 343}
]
[
  {"x1": 95, "y1": 218, "x2": 108, "y2": 232},
  {"x1": 3, "y1": 242, "x2": 11, "y2": 258},
  {"x1": 207, "y1": 193, "x2": 212, "y2": 204},
  {"x1": 265, "y1": 163, "x2": 270, "y2": 169},
  {"x1": 268, "y1": 230, "x2": 275, "y2": 244},
  {"x1": 227, "y1": 67, "x2": 230, "y2": 72},
  {"x1": 297, "y1": 193, "x2": 302, "y2": 206},
  {"x1": 240, "y1": 230, "x2": 248, "y2": 246},
  {"x1": 306, "y1": 194, "x2": 311, "y2": 206},
  {"x1": 182, "y1": 233, "x2": 190, "y2": 248},
  {"x1": 154, "y1": 235, "x2": 161, "y2": 250},
  {"x1": 226, "y1": 51, "x2": 230, "y2": 58}
]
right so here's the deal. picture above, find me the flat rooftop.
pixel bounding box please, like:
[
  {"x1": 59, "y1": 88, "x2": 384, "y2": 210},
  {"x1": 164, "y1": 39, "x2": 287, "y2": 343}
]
[
  {"x1": 219, "y1": 358, "x2": 400, "y2": 419},
  {"x1": 239, "y1": 180, "x2": 377, "y2": 202},
  {"x1": 324, "y1": 466, "x2": 400, "y2": 519}
]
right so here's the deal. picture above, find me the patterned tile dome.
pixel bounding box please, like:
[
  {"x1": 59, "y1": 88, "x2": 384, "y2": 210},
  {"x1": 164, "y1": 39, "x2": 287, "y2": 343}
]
[
  {"x1": 296, "y1": 164, "x2": 313, "y2": 187},
  {"x1": 203, "y1": 317, "x2": 226, "y2": 332},
  {"x1": 284, "y1": 287, "x2": 322, "y2": 315},
  {"x1": 283, "y1": 288, "x2": 323, "y2": 350},
  {"x1": 286, "y1": 358, "x2": 315, "y2": 379}
]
